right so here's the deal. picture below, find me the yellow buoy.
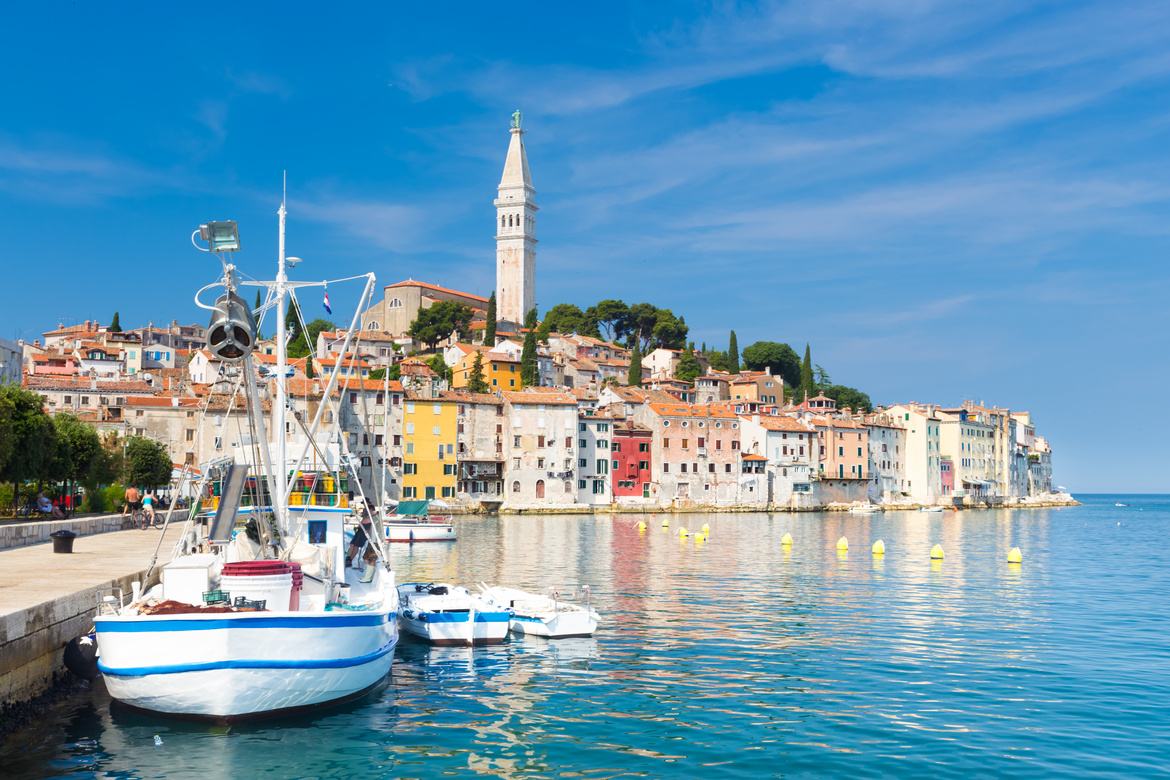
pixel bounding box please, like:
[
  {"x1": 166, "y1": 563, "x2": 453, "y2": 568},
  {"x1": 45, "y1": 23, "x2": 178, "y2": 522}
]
[
  {"x1": 1007, "y1": 547, "x2": 1023, "y2": 564},
  {"x1": 872, "y1": 539, "x2": 885, "y2": 555},
  {"x1": 781, "y1": 532, "x2": 793, "y2": 546},
  {"x1": 678, "y1": 527, "x2": 688, "y2": 536},
  {"x1": 662, "y1": 517, "x2": 670, "y2": 527},
  {"x1": 636, "y1": 521, "x2": 647, "y2": 531},
  {"x1": 694, "y1": 532, "x2": 707, "y2": 541},
  {"x1": 837, "y1": 536, "x2": 848, "y2": 551},
  {"x1": 701, "y1": 523, "x2": 710, "y2": 534},
  {"x1": 930, "y1": 544, "x2": 945, "y2": 560}
]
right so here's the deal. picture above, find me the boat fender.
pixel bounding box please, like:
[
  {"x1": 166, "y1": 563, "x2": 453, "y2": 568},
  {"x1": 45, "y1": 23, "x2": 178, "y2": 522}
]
[
  {"x1": 63, "y1": 634, "x2": 99, "y2": 681},
  {"x1": 418, "y1": 613, "x2": 427, "y2": 622}
]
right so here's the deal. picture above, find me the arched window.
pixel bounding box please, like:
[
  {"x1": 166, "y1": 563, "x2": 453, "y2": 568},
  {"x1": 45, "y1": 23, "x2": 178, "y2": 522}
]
[
  {"x1": 512, "y1": 481, "x2": 520, "y2": 493},
  {"x1": 388, "y1": 298, "x2": 403, "y2": 309},
  {"x1": 535, "y1": 479, "x2": 545, "y2": 499},
  {"x1": 366, "y1": 321, "x2": 379, "y2": 330},
  {"x1": 501, "y1": 215, "x2": 506, "y2": 229}
]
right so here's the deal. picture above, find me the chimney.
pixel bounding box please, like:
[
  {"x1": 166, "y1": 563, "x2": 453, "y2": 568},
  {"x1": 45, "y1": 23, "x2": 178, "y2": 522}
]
[
  {"x1": 171, "y1": 396, "x2": 179, "y2": 407},
  {"x1": 764, "y1": 365, "x2": 771, "y2": 376},
  {"x1": 85, "y1": 320, "x2": 91, "y2": 330},
  {"x1": 90, "y1": 376, "x2": 97, "y2": 390}
]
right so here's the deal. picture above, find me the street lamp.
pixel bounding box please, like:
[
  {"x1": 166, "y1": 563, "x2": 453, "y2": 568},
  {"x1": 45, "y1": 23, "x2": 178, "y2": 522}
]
[{"x1": 199, "y1": 221, "x2": 241, "y2": 253}]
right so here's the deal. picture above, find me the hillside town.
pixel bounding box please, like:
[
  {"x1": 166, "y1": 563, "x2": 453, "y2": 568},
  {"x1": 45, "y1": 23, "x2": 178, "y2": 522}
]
[{"x1": 0, "y1": 116, "x2": 1062, "y2": 513}]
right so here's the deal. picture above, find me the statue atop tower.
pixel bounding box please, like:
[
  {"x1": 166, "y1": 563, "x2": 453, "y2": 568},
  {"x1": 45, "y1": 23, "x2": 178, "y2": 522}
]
[{"x1": 495, "y1": 112, "x2": 538, "y2": 330}]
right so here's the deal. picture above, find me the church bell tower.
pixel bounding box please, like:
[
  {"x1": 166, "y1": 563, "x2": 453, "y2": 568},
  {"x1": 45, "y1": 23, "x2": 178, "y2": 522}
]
[{"x1": 495, "y1": 111, "x2": 538, "y2": 329}]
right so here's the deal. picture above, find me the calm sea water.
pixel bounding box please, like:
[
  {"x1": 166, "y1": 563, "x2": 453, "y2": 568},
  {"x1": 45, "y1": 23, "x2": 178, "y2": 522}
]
[{"x1": 2, "y1": 495, "x2": 1168, "y2": 779}]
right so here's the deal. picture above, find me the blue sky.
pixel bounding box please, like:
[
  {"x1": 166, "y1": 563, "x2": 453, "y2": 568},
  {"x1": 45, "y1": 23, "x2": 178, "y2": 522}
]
[{"x1": 2, "y1": 1, "x2": 1168, "y2": 492}]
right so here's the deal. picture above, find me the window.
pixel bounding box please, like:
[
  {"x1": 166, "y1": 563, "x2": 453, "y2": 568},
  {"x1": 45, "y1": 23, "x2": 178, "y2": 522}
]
[
  {"x1": 433, "y1": 403, "x2": 441, "y2": 415},
  {"x1": 839, "y1": 446, "x2": 844, "y2": 456},
  {"x1": 538, "y1": 436, "x2": 545, "y2": 448},
  {"x1": 858, "y1": 447, "x2": 863, "y2": 457},
  {"x1": 405, "y1": 443, "x2": 414, "y2": 454},
  {"x1": 81, "y1": 396, "x2": 89, "y2": 405},
  {"x1": 443, "y1": 464, "x2": 456, "y2": 475},
  {"x1": 432, "y1": 426, "x2": 441, "y2": 435},
  {"x1": 388, "y1": 297, "x2": 403, "y2": 309},
  {"x1": 442, "y1": 486, "x2": 454, "y2": 498},
  {"x1": 63, "y1": 395, "x2": 72, "y2": 404},
  {"x1": 405, "y1": 423, "x2": 414, "y2": 434},
  {"x1": 639, "y1": 442, "x2": 649, "y2": 452},
  {"x1": 613, "y1": 459, "x2": 619, "y2": 470},
  {"x1": 425, "y1": 487, "x2": 436, "y2": 500},
  {"x1": 681, "y1": 463, "x2": 688, "y2": 473},
  {"x1": 537, "y1": 457, "x2": 545, "y2": 468},
  {"x1": 682, "y1": 439, "x2": 689, "y2": 449},
  {"x1": 535, "y1": 480, "x2": 545, "y2": 498},
  {"x1": 662, "y1": 463, "x2": 670, "y2": 473},
  {"x1": 566, "y1": 437, "x2": 573, "y2": 449},
  {"x1": 612, "y1": 442, "x2": 621, "y2": 452},
  {"x1": 697, "y1": 437, "x2": 705, "y2": 448},
  {"x1": 402, "y1": 486, "x2": 416, "y2": 498},
  {"x1": 725, "y1": 463, "x2": 732, "y2": 473},
  {"x1": 593, "y1": 480, "x2": 606, "y2": 495},
  {"x1": 406, "y1": 402, "x2": 415, "y2": 413},
  {"x1": 598, "y1": 440, "x2": 609, "y2": 449},
  {"x1": 214, "y1": 436, "x2": 222, "y2": 450},
  {"x1": 639, "y1": 460, "x2": 649, "y2": 470},
  {"x1": 731, "y1": 441, "x2": 739, "y2": 450},
  {"x1": 715, "y1": 440, "x2": 722, "y2": 450},
  {"x1": 596, "y1": 459, "x2": 608, "y2": 474},
  {"x1": 361, "y1": 455, "x2": 372, "y2": 467},
  {"x1": 185, "y1": 429, "x2": 194, "y2": 442},
  {"x1": 579, "y1": 479, "x2": 587, "y2": 489},
  {"x1": 403, "y1": 463, "x2": 417, "y2": 475},
  {"x1": 350, "y1": 392, "x2": 358, "y2": 403},
  {"x1": 663, "y1": 438, "x2": 670, "y2": 449},
  {"x1": 708, "y1": 463, "x2": 715, "y2": 473}
]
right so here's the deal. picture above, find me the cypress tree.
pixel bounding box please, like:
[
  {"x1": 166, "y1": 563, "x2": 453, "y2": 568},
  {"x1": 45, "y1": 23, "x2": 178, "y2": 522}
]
[
  {"x1": 255, "y1": 290, "x2": 262, "y2": 310},
  {"x1": 524, "y1": 307, "x2": 539, "y2": 330},
  {"x1": 483, "y1": 293, "x2": 497, "y2": 346},
  {"x1": 801, "y1": 344, "x2": 815, "y2": 400},
  {"x1": 468, "y1": 351, "x2": 489, "y2": 394},
  {"x1": 109, "y1": 312, "x2": 122, "y2": 333},
  {"x1": 520, "y1": 328, "x2": 538, "y2": 387},
  {"x1": 728, "y1": 330, "x2": 739, "y2": 374},
  {"x1": 305, "y1": 355, "x2": 314, "y2": 379},
  {"x1": 675, "y1": 342, "x2": 701, "y2": 385},
  {"x1": 628, "y1": 344, "x2": 642, "y2": 387}
]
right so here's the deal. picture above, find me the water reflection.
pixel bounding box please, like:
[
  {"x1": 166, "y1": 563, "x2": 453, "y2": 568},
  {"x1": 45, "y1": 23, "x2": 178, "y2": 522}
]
[{"x1": 5, "y1": 499, "x2": 1169, "y2": 778}]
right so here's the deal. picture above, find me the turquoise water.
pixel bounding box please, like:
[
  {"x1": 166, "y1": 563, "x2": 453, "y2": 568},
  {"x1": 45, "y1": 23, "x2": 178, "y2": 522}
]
[{"x1": 2, "y1": 495, "x2": 1168, "y2": 778}]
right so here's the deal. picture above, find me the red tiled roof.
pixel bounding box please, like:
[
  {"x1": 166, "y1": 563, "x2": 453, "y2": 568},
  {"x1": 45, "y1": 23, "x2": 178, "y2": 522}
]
[
  {"x1": 501, "y1": 390, "x2": 577, "y2": 406},
  {"x1": 388, "y1": 279, "x2": 489, "y2": 304},
  {"x1": 647, "y1": 403, "x2": 738, "y2": 419},
  {"x1": 123, "y1": 397, "x2": 202, "y2": 408},
  {"x1": 744, "y1": 415, "x2": 814, "y2": 433}
]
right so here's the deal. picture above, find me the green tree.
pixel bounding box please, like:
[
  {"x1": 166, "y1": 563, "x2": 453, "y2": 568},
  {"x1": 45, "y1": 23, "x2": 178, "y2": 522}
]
[
  {"x1": 822, "y1": 385, "x2": 873, "y2": 413},
  {"x1": 540, "y1": 303, "x2": 589, "y2": 336},
  {"x1": 0, "y1": 392, "x2": 14, "y2": 478},
  {"x1": 741, "y1": 341, "x2": 801, "y2": 387},
  {"x1": 388, "y1": 363, "x2": 401, "y2": 381},
  {"x1": 814, "y1": 364, "x2": 832, "y2": 390},
  {"x1": 305, "y1": 355, "x2": 315, "y2": 379},
  {"x1": 408, "y1": 300, "x2": 474, "y2": 352},
  {"x1": 520, "y1": 313, "x2": 539, "y2": 387},
  {"x1": 628, "y1": 344, "x2": 643, "y2": 387},
  {"x1": 285, "y1": 297, "x2": 303, "y2": 346},
  {"x1": 675, "y1": 343, "x2": 701, "y2": 385},
  {"x1": 650, "y1": 310, "x2": 688, "y2": 351},
  {"x1": 0, "y1": 385, "x2": 57, "y2": 509},
  {"x1": 428, "y1": 355, "x2": 451, "y2": 383},
  {"x1": 368, "y1": 367, "x2": 385, "y2": 381},
  {"x1": 468, "y1": 351, "x2": 489, "y2": 393},
  {"x1": 586, "y1": 299, "x2": 629, "y2": 343},
  {"x1": 728, "y1": 331, "x2": 740, "y2": 374},
  {"x1": 255, "y1": 290, "x2": 262, "y2": 311},
  {"x1": 287, "y1": 317, "x2": 335, "y2": 359},
  {"x1": 51, "y1": 414, "x2": 109, "y2": 503},
  {"x1": 109, "y1": 312, "x2": 122, "y2": 333},
  {"x1": 536, "y1": 316, "x2": 552, "y2": 344},
  {"x1": 801, "y1": 344, "x2": 815, "y2": 401},
  {"x1": 483, "y1": 292, "x2": 497, "y2": 346},
  {"x1": 124, "y1": 437, "x2": 171, "y2": 490}
]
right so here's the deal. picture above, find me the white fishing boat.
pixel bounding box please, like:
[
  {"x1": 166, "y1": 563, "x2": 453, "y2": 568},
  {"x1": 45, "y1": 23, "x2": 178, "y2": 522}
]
[
  {"x1": 919, "y1": 506, "x2": 944, "y2": 513},
  {"x1": 397, "y1": 583, "x2": 511, "y2": 646},
  {"x1": 478, "y1": 584, "x2": 600, "y2": 639},
  {"x1": 1115, "y1": 503, "x2": 1129, "y2": 507},
  {"x1": 383, "y1": 499, "x2": 456, "y2": 543},
  {"x1": 79, "y1": 202, "x2": 400, "y2": 721},
  {"x1": 850, "y1": 503, "x2": 880, "y2": 514}
]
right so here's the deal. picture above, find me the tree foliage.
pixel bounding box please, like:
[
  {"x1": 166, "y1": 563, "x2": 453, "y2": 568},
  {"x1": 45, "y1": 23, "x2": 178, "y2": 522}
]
[
  {"x1": 675, "y1": 343, "x2": 701, "y2": 385},
  {"x1": 520, "y1": 312, "x2": 539, "y2": 387},
  {"x1": 287, "y1": 318, "x2": 335, "y2": 359},
  {"x1": 628, "y1": 344, "x2": 643, "y2": 387},
  {"x1": 741, "y1": 341, "x2": 801, "y2": 387},
  {"x1": 0, "y1": 386, "x2": 57, "y2": 505},
  {"x1": 801, "y1": 344, "x2": 815, "y2": 401},
  {"x1": 524, "y1": 307, "x2": 539, "y2": 331},
  {"x1": 428, "y1": 355, "x2": 452, "y2": 383},
  {"x1": 109, "y1": 312, "x2": 122, "y2": 333},
  {"x1": 468, "y1": 351, "x2": 489, "y2": 394},
  {"x1": 483, "y1": 292, "x2": 497, "y2": 346},
  {"x1": 821, "y1": 385, "x2": 873, "y2": 413},
  {"x1": 407, "y1": 301, "x2": 475, "y2": 351},
  {"x1": 540, "y1": 304, "x2": 590, "y2": 337},
  {"x1": 728, "y1": 331, "x2": 739, "y2": 374},
  {"x1": 367, "y1": 367, "x2": 384, "y2": 381},
  {"x1": 585, "y1": 299, "x2": 628, "y2": 343},
  {"x1": 814, "y1": 364, "x2": 832, "y2": 390},
  {"x1": 124, "y1": 437, "x2": 171, "y2": 489}
]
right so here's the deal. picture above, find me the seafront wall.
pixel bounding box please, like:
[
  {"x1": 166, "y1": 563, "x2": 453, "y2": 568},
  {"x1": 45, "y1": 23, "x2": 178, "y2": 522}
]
[
  {"x1": 448, "y1": 498, "x2": 1082, "y2": 515},
  {"x1": 0, "y1": 514, "x2": 138, "y2": 551}
]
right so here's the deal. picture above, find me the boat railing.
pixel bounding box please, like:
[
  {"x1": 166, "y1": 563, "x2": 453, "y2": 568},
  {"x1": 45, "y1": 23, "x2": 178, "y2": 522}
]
[{"x1": 96, "y1": 586, "x2": 125, "y2": 616}]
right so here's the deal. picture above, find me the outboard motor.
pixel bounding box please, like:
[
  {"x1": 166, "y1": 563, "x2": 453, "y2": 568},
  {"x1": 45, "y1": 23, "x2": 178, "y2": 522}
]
[
  {"x1": 206, "y1": 290, "x2": 257, "y2": 362},
  {"x1": 63, "y1": 634, "x2": 99, "y2": 681}
]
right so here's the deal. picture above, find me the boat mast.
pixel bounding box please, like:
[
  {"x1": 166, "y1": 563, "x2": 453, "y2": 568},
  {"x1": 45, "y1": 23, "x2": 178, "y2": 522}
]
[{"x1": 274, "y1": 177, "x2": 289, "y2": 525}]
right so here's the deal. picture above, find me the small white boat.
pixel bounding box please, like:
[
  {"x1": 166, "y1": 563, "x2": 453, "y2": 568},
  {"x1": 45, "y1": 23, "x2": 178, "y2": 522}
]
[
  {"x1": 396, "y1": 583, "x2": 510, "y2": 646},
  {"x1": 850, "y1": 503, "x2": 880, "y2": 514},
  {"x1": 478, "y1": 584, "x2": 600, "y2": 639},
  {"x1": 383, "y1": 500, "x2": 456, "y2": 543},
  {"x1": 1115, "y1": 503, "x2": 1129, "y2": 507},
  {"x1": 919, "y1": 506, "x2": 944, "y2": 513}
]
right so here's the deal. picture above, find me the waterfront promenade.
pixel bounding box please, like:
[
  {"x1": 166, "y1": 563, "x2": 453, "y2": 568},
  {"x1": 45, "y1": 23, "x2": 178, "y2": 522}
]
[{"x1": 0, "y1": 524, "x2": 181, "y2": 717}]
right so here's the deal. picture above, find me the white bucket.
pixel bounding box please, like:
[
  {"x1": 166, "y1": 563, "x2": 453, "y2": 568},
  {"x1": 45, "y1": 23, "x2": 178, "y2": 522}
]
[{"x1": 221, "y1": 573, "x2": 293, "y2": 611}]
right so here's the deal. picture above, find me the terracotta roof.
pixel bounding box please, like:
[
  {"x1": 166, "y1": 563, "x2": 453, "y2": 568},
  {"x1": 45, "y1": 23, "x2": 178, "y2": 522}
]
[
  {"x1": 606, "y1": 386, "x2": 677, "y2": 404},
  {"x1": 438, "y1": 390, "x2": 503, "y2": 405},
  {"x1": 808, "y1": 416, "x2": 867, "y2": 430},
  {"x1": 647, "y1": 403, "x2": 738, "y2": 419},
  {"x1": 26, "y1": 377, "x2": 154, "y2": 393},
  {"x1": 388, "y1": 279, "x2": 489, "y2": 304},
  {"x1": 123, "y1": 396, "x2": 202, "y2": 408},
  {"x1": 316, "y1": 354, "x2": 372, "y2": 368},
  {"x1": 744, "y1": 415, "x2": 814, "y2": 433},
  {"x1": 615, "y1": 421, "x2": 651, "y2": 433},
  {"x1": 501, "y1": 390, "x2": 577, "y2": 406},
  {"x1": 742, "y1": 454, "x2": 768, "y2": 461}
]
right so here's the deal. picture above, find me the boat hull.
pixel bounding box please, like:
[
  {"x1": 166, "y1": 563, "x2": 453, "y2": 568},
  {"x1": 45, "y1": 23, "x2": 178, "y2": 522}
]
[
  {"x1": 95, "y1": 609, "x2": 397, "y2": 719},
  {"x1": 397, "y1": 609, "x2": 510, "y2": 646},
  {"x1": 509, "y1": 611, "x2": 598, "y2": 639},
  {"x1": 384, "y1": 522, "x2": 456, "y2": 543}
]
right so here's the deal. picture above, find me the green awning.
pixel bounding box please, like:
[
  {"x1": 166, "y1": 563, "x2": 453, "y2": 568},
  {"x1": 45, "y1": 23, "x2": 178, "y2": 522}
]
[{"x1": 395, "y1": 500, "x2": 431, "y2": 517}]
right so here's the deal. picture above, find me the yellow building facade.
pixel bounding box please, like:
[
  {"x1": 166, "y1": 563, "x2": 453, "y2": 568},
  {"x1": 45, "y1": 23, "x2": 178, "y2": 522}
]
[
  {"x1": 451, "y1": 349, "x2": 521, "y2": 391},
  {"x1": 401, "y1": 396, "x2": 459, "y2": 501}
]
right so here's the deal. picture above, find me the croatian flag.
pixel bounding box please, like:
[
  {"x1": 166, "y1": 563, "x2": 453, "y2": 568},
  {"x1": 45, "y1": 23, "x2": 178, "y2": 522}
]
[{"x1": 323, "y1": 291, "x2": 332, "y2": 315}]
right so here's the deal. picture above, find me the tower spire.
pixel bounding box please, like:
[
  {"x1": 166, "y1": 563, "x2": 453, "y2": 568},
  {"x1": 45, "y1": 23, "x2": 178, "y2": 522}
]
[{"x1": 495, "y1": 112, "x2": 538, "y2": 328}]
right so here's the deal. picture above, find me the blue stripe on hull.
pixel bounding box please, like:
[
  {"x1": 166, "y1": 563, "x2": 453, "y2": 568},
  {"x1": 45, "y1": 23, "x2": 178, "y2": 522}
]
[
  {"x1": 98, "y1": 639, "x2": 398, "y2": 677},
  {"x1": 95, "y1": 613, "x2": 392, "y2": 633}
]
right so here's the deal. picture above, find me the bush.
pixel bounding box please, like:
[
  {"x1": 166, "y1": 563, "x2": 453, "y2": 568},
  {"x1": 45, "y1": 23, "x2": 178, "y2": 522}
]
[
  {"x1": 81, "y1": 489, "x2": 110, "y2": 514},
  {"x1": 105, "y1": 484, "x2": 126, "y2": 510}
]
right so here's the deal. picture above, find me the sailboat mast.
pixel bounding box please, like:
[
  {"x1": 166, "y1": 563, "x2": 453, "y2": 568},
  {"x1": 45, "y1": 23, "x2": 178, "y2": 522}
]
[{"x1": 274, "y1": 182, "x2": 289, "y2": 521}]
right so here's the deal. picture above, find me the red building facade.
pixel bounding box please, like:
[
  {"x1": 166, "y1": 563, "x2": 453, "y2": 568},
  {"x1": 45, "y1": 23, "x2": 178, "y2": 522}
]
[{"x1": 612, "y1": 421, "x2": 653, "y2": 500}]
